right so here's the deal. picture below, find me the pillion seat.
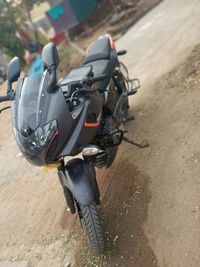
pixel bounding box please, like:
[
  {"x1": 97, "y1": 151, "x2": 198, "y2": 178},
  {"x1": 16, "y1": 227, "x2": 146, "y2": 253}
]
[{"x1": 84, "y1": 37, "x2": 111, "y2": 64}]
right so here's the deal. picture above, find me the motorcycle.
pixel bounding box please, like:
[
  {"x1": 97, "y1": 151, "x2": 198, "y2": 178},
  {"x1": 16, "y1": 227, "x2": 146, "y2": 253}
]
[{"x1": 0, "y1": 35, "x2": 148, "y2": 253}]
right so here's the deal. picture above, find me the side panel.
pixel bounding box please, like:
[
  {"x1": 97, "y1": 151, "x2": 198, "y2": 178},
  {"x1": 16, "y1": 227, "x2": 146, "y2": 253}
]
[
  {"x1": 41, "y1": 87, "x2": 75, "y2": 159},
  {"x1": 63, "y1": 158, "x2": 97, "y2": 206},
  {"x1": 60, "y1": 94, "x2": 103, "y2": 156}
]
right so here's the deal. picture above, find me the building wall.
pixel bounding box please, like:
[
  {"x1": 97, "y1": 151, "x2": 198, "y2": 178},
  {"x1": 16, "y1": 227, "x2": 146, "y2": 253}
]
[{"x1": 68, "y1": 0, "x2": 115, "y2": 39}]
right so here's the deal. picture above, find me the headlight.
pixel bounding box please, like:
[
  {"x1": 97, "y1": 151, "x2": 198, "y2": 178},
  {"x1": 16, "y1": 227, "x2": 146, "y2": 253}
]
[{"x1": 14, "y1": 120, "x2": 58, "y2": 166}]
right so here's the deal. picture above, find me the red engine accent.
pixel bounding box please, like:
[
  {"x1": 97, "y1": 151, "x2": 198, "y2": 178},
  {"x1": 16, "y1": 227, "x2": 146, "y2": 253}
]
[
  {"x1": 45, "y1": 130, "x2": 59, "y2": 155},
  {"x1": 84, "y1": 121, "x2": 100, "y2": 128}
]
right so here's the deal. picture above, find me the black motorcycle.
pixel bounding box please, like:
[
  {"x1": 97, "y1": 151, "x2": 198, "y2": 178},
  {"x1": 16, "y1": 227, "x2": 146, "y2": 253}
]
[{"x1": 0, "y1": 35, "x2": 147, "y2": 253}]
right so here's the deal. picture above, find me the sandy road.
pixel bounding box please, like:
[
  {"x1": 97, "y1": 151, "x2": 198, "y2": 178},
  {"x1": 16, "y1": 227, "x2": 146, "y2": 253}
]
[
  {"x1": 1, "y1": 0, "x2": 200, "y2": 266},
  {"x1": 118, "y1": 0, "x2": 200, "y2": 88},
  {"x1": 116, "y1": 0, "x2": 200, "y2": 266}
]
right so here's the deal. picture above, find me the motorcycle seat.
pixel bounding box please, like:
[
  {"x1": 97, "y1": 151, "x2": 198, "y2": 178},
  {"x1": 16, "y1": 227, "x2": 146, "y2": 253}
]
[{"x1": 84, "y1": 37, "x2": 111, "y2": 64}]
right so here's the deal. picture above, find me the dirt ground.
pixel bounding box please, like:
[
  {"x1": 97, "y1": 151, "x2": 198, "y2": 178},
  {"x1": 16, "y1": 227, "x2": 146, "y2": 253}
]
[
  {"x1": 2, "y1": 43, "x2": 200, "y2": 267},
  {"x1": 1, "y1": 0, "x2": 200, "y2": 266}
]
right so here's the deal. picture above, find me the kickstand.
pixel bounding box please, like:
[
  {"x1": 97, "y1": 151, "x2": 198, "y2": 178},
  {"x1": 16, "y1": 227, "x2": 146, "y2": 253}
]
[{"x1": 123, "y1": 136, "x2": 150, "y2": 148}]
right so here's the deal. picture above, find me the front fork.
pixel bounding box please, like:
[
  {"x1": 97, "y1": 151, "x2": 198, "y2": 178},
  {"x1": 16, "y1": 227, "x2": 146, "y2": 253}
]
[
  {"x1": 58, "y1": 163, "x2": 76, "y2": 214},
  {"x1": 57, "y1": 159, "x2": 100, "y2": 215}
]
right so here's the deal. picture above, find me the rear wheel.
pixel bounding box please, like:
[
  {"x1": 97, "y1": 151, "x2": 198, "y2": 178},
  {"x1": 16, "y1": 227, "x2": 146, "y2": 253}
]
[{"x1": 80, "y1": 203, "x2": 105, "y2": 254}]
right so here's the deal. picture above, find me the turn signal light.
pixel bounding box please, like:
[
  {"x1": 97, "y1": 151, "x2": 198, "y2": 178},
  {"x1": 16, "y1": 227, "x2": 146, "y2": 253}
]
[{"x1": 82, "y1": 145, "x2": 102, "y2": 156}]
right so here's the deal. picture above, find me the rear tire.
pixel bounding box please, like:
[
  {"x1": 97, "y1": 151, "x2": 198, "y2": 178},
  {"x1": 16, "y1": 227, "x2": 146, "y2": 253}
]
[{"x1": 80, "y1": 203, "x2": 105, "y2": 254}]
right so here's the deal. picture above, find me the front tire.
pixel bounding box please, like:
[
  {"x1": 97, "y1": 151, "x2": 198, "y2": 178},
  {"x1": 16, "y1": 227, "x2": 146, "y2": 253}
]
[{"x1": 80, "y1": 203, "x2": 105, "y2": 254}]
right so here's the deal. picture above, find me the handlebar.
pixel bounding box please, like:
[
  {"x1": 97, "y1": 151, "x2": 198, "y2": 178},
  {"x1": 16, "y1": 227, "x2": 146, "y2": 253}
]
[
  {"x1": 61, "y1": 74, "x2": 108, "y2": 89},
  {"x1": 0, "y1": 95, "x2": 11, "y2": 103}
]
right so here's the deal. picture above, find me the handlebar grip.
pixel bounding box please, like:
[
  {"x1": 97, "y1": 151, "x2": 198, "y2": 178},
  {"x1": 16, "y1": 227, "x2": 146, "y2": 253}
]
[
  {"x1": 92, "y1": 74, "x2": 108, "y2": 83},
  {"x1": 0, "y1": 95, "x2": 11, "y2": 103}
]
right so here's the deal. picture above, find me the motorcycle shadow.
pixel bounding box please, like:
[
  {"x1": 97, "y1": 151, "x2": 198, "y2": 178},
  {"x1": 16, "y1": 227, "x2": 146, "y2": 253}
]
[
  {"x1": 84, "y1": 148, "x2": 158, "y2": 266},
  {"x1": 59, "y1": 146, "x2": 159, "y2": 266}
]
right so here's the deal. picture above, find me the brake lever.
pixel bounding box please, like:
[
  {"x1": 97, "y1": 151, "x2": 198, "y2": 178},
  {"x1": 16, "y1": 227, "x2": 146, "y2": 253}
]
[{"x1": 0, "y1": 95, "x2": 11, "y2": 103}]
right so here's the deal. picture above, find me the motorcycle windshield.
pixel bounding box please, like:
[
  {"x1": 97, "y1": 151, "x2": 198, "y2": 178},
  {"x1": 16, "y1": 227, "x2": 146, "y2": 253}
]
[{"x1": 16, "y1": 74, "x2": 46, "y2": 137}]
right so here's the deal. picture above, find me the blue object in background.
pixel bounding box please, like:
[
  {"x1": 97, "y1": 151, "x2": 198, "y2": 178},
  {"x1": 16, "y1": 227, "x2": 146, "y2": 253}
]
[
  {"x1": 28, "y1": 54, "x2": 44, "y2": 77},
  {"x1": 47, "y1": 4, "x2": 65, "y2": 21},
  {"x1": 46, "y1": 0, "x2": 78, "y2": 33},
  {"x1": 46, "y1": 0, "x2": 101, "y2": 33},
  {"x1": 68, "y1": 0, "x2": 99, "y2": 22}
]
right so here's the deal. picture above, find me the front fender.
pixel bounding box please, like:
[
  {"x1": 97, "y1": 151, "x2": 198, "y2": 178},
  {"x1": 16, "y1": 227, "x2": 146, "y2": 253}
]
[{"x1": 63, "y1": 158, "x2": 96, "y2": 206}]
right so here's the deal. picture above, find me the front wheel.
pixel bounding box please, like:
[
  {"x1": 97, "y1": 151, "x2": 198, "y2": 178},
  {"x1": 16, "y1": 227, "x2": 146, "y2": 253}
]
[{"x1": 80, "y1": 203, "x2": 105, "y2": 254}]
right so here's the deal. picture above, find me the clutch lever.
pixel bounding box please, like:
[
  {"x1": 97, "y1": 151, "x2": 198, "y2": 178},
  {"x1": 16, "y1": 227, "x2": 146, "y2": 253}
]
[{"x1": 0, "y1": 95, "x2": 11, "y2": 102}]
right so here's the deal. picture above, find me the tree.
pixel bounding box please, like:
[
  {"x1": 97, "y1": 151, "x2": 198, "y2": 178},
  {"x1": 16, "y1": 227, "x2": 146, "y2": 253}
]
[
  {"x1": 22, "y1": 0, "x2": 46, "y2": 43},
  {"x1": 0, "y1": 0, "x2": 45, "y2": 58},
  {"x1": 24, "y1": 0, "x2": 46, "y2": 10},
  {"x1": 0, "y1": 19, "x2": 24, "y2": 59},
  {"x1": 0, "y1": 1, "x2": 24, "y2": 59}
]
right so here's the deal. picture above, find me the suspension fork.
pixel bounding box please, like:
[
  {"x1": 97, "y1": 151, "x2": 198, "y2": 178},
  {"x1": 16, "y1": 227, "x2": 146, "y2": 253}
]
[
  {"x1": 57, "y1": 158, "x2": 100, "y2": 213},
  {"x1": 57, "y1": 160, "x2": 76, "y2": 214}
]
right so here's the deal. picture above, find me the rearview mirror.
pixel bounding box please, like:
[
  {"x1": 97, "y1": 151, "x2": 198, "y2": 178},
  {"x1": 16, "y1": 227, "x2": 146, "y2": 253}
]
[
  {"x1": 42, "y1": 42, "x2": 59, "y2": 69},
  {"x1": 7, "y1": 57, "x2": 20, "y2": 83}
]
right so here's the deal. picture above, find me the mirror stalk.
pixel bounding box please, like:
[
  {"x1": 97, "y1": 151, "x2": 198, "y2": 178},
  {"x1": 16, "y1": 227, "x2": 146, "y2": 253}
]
[
  {"x1": 47, "y1": 65, "x2": 57, "y2": 93},
  {"x1": 7, "y1": 82, "x2": 15, "y2": 100},
  {"x1": 42, "y1": 43, "x2": 59, "y2": 93}
]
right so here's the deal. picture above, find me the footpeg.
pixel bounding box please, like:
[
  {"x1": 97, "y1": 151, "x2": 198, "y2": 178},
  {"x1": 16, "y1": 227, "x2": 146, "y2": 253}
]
[
  {"x1": 123, "y1": 136, "x2": 149, "y2": 148},
  {"x1": 122, "y1": 115, "x2": 135, "y2": 123}
]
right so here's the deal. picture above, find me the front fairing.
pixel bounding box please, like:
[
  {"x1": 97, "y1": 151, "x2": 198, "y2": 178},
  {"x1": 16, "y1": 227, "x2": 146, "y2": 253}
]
[
  {"x1": 12, "y1": 72, "x2": 49, "y2": 136},
  {"x1": 11, "y1": 68, "x2": 104, "y2": 166},
  {"x1": 12, "y1": 71, "x2": 74, "y2": 166}
]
